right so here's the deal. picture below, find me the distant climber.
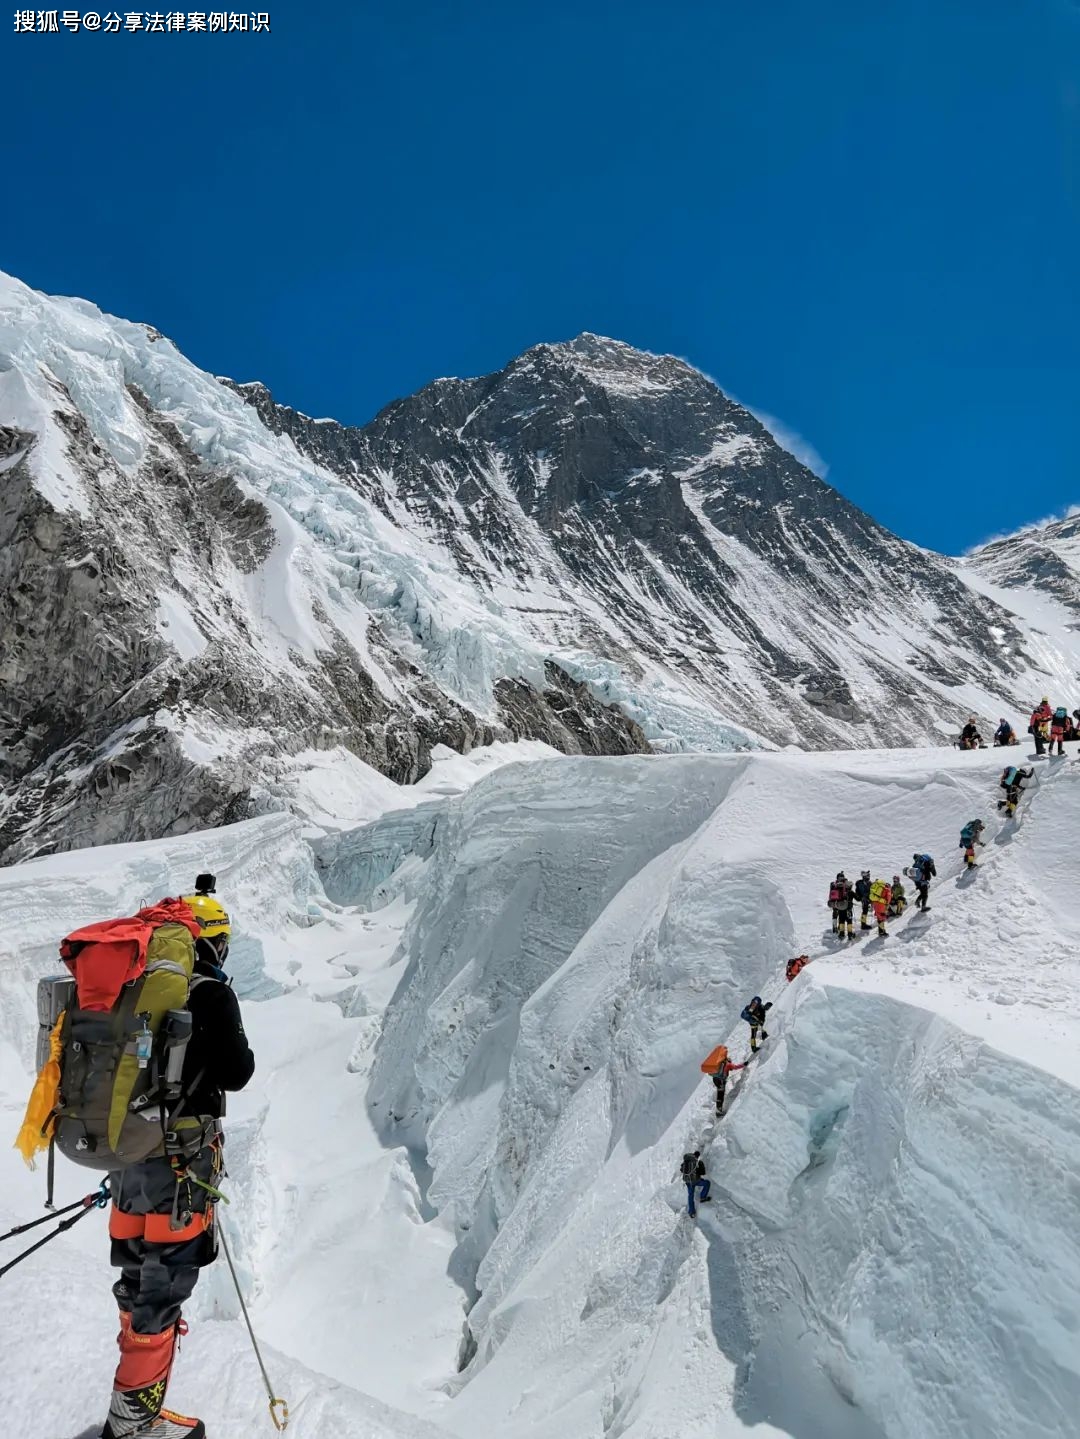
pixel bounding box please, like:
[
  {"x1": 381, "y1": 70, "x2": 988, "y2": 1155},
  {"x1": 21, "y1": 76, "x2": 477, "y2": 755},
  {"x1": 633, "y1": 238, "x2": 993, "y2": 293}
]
[
  {"x1": 700, "y1": 1044, "x2": 748, "y2": 1116},
  {"x1": 887, "y1": 875, "x2": 907, "y2": 917},
  {"x1": 907, "y1": 853, "x2": 936, "y2": 911},
  {"x1": 959, "y1": 717, "x2": 984, "y2": 750},
  {"x1": 786, "y1": 954, "x2": 811, "y2": 982},
  {"x1": 960, "y1": 819, "x2": 985, "y2": 869},
  {"x1": 740, "y1": 996, "x2": 772, "y2": 1052},
  {"x1": 869, "y1": 877, "x2": 892, "y2": 937},
  {"x1": 993, "y1": 718, "x2": 1018, "y2": 747},
  {"x1": 854, "y1": 870, "x2": 873, "y2": 931},
  {"x1": 998, "y1": 764, "x2": 1035, "y2": 819},
  {"x1": 1050, "y1": 706, "x2": 1069, "y2": 756},
  {"x1": 1029, "y1": 699, "x2": 1052, "y2": 756},
  {"x1": 827, "y1": 872, "x2": 855, "y2": 940},
  {"x1": 681, "y1": 1151, "x2": 711, "y2": 1217}
]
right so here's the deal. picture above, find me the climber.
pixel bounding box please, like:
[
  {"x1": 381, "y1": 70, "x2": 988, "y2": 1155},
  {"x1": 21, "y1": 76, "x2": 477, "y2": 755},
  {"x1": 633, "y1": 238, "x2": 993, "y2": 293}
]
[
  {"x1": 993, "y1": 718, "x2": 1018, "y2": 747},
  {"x1": 908, "y1": 853, "x2": 936, "y2": 911},
  {"x1": 1050, "y1": 706, "x2": 1069, "y2": 756},
  {"x1": 958, "y1": 716, "x2": 983, "y2": 750},
  {"x1": 827, "y1": 871, "x2": 855, "y2": 939},
  {"x1": 1029, "y1": 698, "x2": 1052, "y2": 756},
  {"x1": 681, "y1": 1151, "x2": 710, "y2": 1217},
  {"x1": 887, "y1": 875, "x2": 907, "y2": 917},
  {"x1": 103, "y1": 875, "x2": 254, "y2": 1439},
  {"x1": 854, "y1": 870, "x2": 873, "y2": 931},
  {"x1": 869, "y1": 877, "x2": 892, "y2": 937},
  {"x1": 960, "y1": 819, "x2": 986, "y2": 869},
  {"x1": 998, "y1": 764, "x2": 1035, "y2": 819},
  {"x1": 786, "y1": 954, "x2": 811, "y2": 982},
  {"x1": 701, "y1": 1045, "x2": 749, "y2": 1116},
  {"x1": 740, "y1": 996, "x2": 772, "y2": 1052}
]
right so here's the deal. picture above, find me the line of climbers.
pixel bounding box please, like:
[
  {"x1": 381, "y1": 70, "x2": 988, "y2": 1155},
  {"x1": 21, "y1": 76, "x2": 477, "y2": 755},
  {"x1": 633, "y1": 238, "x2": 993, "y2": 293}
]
[
  {"x1": 960, "y1": 701, "x2": 1080, "y2": 754},
  {"x1": 12, "y1": 873, "x2": 255, "y2": 1439},
  {"x1": 683, "y1": 754, "x2": 1044, "y2": 1215}
]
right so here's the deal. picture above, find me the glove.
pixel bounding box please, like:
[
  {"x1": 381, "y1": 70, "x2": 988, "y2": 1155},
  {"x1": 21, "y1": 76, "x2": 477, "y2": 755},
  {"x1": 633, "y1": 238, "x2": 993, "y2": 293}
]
[{"x1": 764, "y1": 1002, "x2": 773, "y2": 1011}]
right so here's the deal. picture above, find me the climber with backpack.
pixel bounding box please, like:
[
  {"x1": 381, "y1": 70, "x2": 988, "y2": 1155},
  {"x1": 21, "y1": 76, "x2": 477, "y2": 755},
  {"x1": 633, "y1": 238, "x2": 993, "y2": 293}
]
[
  {"x1": 680, "y1": 1151, "x2": 710, "y2": 1217},
  {"x1": 887, "y1": 875, "x2": 907, "y2": 917},
  {"x1": 18, "y1": 874, "x2": 254, "y2": 1439},
  {"x1": 960, "y1": 819, "x2": 986, "y2": 869},
  {"x1": 868, "y1": 877, "x2": 892, "y2": 937},
  {"x1": 827, "y1": 872, "x2": 854, "y2": 940},
  {"x1": 998, "y1": 765, "x2": 1035, "y2": 819},
  {"x1": 853, "y1": 870, "x2": 873, "y2": 931},
  {"x1": 785, "y1": 954, "x2": 811, "y2": 982},
  {"x1": 740, "y1": 996, "x2": 772, "y2": 1052},
  {"x1": 907, "y1": 853, "x2": 936, "y2": 911},
  {"x1": 1029, "y1": 699, "x2": 1052, "y2": 756},
  {"x1": 1050, "y1": 706, "x2": 1069, "y2": 756},
  {"x1": 700, "y1": 1044, "x2": 748, "y2": 1116},
  {"x1": 993, "y1": 718, "x2": 1018, "y2": 747}
]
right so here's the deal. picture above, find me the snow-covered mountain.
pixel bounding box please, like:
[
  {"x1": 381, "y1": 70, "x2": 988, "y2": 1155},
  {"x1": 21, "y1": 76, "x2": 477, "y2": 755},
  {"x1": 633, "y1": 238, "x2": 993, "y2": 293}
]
[
  {"x1": 2, "y1": 269, "x2": 1078, "y2": 860},
  {"x1": 2, "y1": 744, "x2": 1078, "y2": 1438}
]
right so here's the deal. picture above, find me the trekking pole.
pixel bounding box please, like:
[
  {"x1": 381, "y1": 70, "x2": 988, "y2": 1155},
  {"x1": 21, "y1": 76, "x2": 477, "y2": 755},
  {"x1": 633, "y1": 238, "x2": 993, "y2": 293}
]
[
  {"x1": 217, "y1": 1221, "x2": 290, "y2": 1431},
  {"x1": 0, "y1": 1180, "x2": 110, "y2": 1281}
]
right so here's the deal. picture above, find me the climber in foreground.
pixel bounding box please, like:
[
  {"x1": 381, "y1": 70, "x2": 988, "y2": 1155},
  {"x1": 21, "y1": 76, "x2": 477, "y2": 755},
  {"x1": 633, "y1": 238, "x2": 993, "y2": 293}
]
[
  {"x1": 96, "y1": 876, "x2": 255, "y2": 1439},
  {"x1": 741, "y1": 996, "x2": 772, "y2": 1052},
  {"x1": 908, "y1": 853, "x2": 936, "y2": 911},
  {"x1": 681, "y1": 1151, "x2": 710, "y2": 1217},
  {"x1": 700, "y1": 1043, "x2": 748, "y2": 1116},
  {"x1": 69, "y1": 876, "x2": 256, "y2": 1439},
  {"x1": 960, "y1": 819, "x2": 985, "y2": 869},
  {"x1": 998, "y1": 764, "x2": 1035, "y2": 819}
]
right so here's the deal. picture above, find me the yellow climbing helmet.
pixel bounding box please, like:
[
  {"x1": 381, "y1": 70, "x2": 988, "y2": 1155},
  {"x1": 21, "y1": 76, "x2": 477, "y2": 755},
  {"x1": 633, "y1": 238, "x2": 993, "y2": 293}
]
[{"x1": 182, "y1": 891, "x2": 231, "y2": 941}]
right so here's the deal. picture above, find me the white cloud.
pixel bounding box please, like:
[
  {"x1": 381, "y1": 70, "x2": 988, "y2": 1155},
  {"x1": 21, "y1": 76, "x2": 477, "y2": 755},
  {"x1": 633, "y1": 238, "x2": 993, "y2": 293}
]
[
  {"x1": 743, "y1": 404, "x2": 830, "y2": 479},
  {"x1": 966, "y1": 504, "x2": 1080, "y2": 554},
  {"x1": 691, "y1": 365, "x2": 830, "y2": 478}
]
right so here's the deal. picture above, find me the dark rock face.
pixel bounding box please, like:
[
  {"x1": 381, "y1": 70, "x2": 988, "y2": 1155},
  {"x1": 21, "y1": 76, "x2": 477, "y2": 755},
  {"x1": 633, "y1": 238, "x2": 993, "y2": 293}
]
[
  {"x1": 495, "y1": 663, "x2": 650, "y2": 757},
  {"x1": 0, "y1": 373, "x2": 649, "y2": 861},
  {"x1": 227, "y1": 334, "x2": 1040, "y2": 750},
  {"x1": 970, "y1": 515, "x2": 1080, "y2": 617}
]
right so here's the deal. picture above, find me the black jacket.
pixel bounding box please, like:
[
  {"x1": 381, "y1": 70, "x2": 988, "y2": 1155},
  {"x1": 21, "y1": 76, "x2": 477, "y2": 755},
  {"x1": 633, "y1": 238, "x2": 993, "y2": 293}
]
[
  {"x1": 681, "y1": 1156, "x2": 706, "y2": 1183},
  {"x1": 182, "y1": 957, "x2": 255, "y2": 1119}
]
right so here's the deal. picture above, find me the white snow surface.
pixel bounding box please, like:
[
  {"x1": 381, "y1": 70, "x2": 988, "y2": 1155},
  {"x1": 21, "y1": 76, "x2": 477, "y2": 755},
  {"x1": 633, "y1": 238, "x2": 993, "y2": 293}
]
[{"x1": 2, "y1": 744, "x2": 1080, "y2": 1438}]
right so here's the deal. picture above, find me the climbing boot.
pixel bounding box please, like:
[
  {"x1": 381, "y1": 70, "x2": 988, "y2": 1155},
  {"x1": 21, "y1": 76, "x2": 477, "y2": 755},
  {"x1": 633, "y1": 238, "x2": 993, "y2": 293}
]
[{"x1": 103, "y1": 1315, "x2": 205, "y2": 1439}]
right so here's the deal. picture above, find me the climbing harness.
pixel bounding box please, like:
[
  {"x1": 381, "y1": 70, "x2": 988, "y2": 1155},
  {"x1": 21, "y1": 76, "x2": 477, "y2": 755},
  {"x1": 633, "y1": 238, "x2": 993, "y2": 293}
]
[
  {"x1": 0, "y1": 1179, "x2": 110, "y2": 1281},
  {"x1": 218, "y1": 1220, "x2": 290, "y2": 1431}
]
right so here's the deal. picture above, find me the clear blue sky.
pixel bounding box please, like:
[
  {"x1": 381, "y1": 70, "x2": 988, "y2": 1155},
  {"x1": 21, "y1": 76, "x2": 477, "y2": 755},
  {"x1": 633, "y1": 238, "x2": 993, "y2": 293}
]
[{"x1": 3, "y1": 0, "x2": 1078, "y2": 551}]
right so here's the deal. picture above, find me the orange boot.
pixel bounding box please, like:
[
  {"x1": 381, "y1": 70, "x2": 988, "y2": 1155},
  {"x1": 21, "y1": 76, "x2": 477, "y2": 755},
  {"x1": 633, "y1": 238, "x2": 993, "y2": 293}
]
[{"x1": 102, "y1": 1312, "x2": 205, "y2": 1438}]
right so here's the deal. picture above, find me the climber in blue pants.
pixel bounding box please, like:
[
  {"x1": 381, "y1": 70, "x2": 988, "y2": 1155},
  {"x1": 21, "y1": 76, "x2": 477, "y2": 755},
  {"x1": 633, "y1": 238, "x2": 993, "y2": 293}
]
[{"x1": 681, "y1": 1151, "x2": 710, "y2": 1216}]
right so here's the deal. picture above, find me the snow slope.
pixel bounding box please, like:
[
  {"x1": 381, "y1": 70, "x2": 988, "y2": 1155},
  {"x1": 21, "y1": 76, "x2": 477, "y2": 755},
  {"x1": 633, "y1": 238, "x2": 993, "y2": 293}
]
[{"x1": 2, "y1": 748, "x2": 1079, "y2": 1438}]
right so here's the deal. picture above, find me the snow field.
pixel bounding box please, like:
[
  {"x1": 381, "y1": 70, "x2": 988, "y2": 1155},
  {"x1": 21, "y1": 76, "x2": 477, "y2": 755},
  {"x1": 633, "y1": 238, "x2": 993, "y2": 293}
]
[{"x1": 1, "y1": 744, "x2": 1079, "y2": 1437}]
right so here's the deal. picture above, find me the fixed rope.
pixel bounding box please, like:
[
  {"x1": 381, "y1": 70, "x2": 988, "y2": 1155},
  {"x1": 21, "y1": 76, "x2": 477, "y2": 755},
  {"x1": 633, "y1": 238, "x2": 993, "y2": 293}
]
[{"x1": 217, "y1": 1220, "x2": 290, "y2": 1431}]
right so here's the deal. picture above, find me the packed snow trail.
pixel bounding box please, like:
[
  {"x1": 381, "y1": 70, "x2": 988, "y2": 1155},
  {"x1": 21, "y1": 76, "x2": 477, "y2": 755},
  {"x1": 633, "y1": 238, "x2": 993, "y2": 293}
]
[{"x1": 2, "y1": 745, "x2": 1080, "y2": 1439}]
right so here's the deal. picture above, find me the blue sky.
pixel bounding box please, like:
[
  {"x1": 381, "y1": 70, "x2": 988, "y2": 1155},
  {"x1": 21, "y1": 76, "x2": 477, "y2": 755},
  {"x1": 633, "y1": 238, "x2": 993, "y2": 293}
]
[{"x1": 3, "y1": 0, "x2": 1077, "y2": 551}]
